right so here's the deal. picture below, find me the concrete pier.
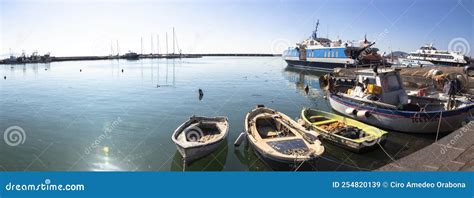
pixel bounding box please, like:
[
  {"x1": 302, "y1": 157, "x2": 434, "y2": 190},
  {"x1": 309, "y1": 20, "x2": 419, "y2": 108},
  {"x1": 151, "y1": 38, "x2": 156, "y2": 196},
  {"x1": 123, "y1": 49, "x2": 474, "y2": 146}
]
[{"x1": 377, "y1": 121, "x2": 474, "y2": 171}]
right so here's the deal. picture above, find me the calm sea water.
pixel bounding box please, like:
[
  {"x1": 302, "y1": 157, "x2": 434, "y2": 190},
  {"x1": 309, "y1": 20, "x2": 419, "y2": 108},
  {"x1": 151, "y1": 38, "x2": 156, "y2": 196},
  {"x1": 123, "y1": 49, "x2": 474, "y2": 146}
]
[{"x1": 0, "y1": 57, "x2": 436, "y2": 171}]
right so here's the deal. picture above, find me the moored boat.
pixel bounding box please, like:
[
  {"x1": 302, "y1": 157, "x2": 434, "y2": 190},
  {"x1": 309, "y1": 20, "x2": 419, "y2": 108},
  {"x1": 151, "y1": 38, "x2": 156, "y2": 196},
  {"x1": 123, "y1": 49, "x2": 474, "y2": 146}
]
[
  {"x1": 300, "y1": 108, "x2": 387, "y2": 152},
  {"x1": 406, "y1": 44, "x2": 470, "y2": 66},
  {"x1": 244, "y1": 105, "x2": 324, "y2": 164},
  {"x1": 283, "y1": 20, "x2": 387, "y2": 72},
  {"x1": 123, "y1": 51, "x2": 140, "y2": 60},
  {"x1": 171, "y1": 116, "x2": 229, "y2": 163},
  {"x1": 323, "y1": 68, "x2": 474, "y2": 133}
]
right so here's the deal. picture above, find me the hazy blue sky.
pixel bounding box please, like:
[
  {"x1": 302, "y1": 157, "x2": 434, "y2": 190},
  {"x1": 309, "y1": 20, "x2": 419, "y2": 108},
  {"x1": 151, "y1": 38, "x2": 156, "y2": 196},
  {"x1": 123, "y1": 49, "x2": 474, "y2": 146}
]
[{"x1": 0, "y1": 0, "x2": 472, "y2": 57}]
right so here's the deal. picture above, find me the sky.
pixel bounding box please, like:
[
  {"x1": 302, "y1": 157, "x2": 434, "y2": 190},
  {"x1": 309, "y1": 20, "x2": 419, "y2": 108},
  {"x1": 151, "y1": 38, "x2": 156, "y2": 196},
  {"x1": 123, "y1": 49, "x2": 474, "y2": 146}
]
[{"x1": 0, "y1": 0, "x2": 473, "y2": 57}]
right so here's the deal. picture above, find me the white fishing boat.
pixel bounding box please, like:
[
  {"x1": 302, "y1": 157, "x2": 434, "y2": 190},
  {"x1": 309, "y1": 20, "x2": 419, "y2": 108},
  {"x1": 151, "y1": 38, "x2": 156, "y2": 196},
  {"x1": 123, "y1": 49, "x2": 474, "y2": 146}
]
[
  {"x1": 244, "y1": 105, "x2": 324, "y2": 164},
  {"x1": 171, "y1": 116, "x2": 229, "y2": 163},
  {"x1": 323, "y1": 68, "x2": 473, "y2": 133}
]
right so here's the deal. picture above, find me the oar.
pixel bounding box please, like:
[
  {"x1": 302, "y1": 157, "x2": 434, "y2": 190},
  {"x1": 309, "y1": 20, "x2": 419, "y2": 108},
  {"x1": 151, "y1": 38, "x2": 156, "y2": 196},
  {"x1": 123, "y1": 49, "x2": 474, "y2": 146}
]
[
  {"x1": 278, "y1": 118, "x2": 315, "y2": 144},
  {"x1": 234, "y1": 131, "x2": 247, "y2": 146}
]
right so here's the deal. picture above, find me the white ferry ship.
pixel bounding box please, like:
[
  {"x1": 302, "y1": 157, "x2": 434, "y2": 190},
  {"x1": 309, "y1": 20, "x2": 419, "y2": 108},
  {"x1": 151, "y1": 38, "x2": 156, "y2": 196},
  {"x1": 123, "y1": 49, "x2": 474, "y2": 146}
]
[{"x1": 406, "y1": 44, "x2": 470, "y2": 66}]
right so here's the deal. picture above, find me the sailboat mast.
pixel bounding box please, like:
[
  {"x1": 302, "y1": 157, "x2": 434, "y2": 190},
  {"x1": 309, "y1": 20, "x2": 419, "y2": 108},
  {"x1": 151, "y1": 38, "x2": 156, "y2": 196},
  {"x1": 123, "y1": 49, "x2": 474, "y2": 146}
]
[
  {"x1": 157, "y1": 34, "x2": 159, "y2": 55},
  {"x1": 166, "y1": 32, "x2": 168, "y2": 55},
  {"x1": 151, "y1": 35, "x2": 154, "y2": 55},
  {"x1": 141, "y1": 37, "x2": 143, "y2": 54},
  {"x1": 110, "y1": 41, "x2": 114, "y2": 56},
  {"x1": 172, "y1": 27, "x2": 175, "y2": 54},
  {"x1": 116, "y1": 40, "x2": 120, "y2": 56}
]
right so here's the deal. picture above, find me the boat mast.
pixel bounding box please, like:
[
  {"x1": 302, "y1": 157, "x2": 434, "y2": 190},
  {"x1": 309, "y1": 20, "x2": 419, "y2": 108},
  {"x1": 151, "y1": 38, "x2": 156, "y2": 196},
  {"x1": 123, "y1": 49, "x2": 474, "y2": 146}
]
[
  {"x1": 116, "y1": 40, "x2": 120, "y2": 56},
  {"x1": 166, "y1": 32, "x2": 168, "y2": 55},
  {"x1": 110, "y1": 41, "x2": 114, "y2": 56},
  {"x1": 151, "y1": 35, "x2": 154, "y2": 55},
  {"x1": 157, "y1": 34, "x2": 159, "y2": 55},
  {"x1": 141, "y1": 37, "x2": 143, "y2": 54},
  {"x1": 172, "y1": 27, "x2": 175, "y2": 54}
]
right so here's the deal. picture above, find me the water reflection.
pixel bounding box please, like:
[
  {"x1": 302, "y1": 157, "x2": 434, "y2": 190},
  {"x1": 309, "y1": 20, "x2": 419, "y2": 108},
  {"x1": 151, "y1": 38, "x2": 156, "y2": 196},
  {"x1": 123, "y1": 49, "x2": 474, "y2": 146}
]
[
  {"x1": 89, "y1": 146, "x2": 125, "y2": 171},
  {"x1": 282, "y1": 66, "x2": 328, "y2": 101}
]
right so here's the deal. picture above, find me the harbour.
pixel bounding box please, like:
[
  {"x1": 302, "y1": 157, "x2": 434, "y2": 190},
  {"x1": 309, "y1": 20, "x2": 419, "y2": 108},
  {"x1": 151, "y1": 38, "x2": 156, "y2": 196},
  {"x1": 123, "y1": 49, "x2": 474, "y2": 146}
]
[
  {"x1": 2, "y1": 57, "x2": 471, "y2": 171},
  {"x1": 2, "y1": 1, "x2": 474, "y2": 197},
  {"x1": 1, "y1": 0, "x2": 473, "y2": 173}
]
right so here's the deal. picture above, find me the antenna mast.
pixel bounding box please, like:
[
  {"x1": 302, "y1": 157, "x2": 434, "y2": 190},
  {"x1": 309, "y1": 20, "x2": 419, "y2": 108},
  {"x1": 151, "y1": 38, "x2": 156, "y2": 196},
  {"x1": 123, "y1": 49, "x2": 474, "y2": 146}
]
[{"x1": 311, "y1": 19, "x2": 319, "y2": 40}]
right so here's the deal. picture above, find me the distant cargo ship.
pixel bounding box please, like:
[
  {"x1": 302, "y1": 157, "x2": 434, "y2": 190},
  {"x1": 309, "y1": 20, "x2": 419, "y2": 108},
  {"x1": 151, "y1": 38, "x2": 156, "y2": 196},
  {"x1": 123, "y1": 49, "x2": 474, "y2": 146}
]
[
  {"x1": 406, "y1": 44, "x2": 470, "y2": 66},
  {"x1": 283, "y1": 20, "x2": 385, "y2": 72}
]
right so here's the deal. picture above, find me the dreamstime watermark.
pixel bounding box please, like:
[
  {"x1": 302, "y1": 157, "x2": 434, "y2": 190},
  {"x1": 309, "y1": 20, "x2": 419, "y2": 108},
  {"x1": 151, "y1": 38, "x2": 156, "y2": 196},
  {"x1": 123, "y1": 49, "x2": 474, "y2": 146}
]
[
  {"x1": 5, "y1": 178, "x2": 85, "y2": 192},
  {"x1": 270, "y1": 38, "x2": 291, "y2": 55},
  {"x1": 84, "y1": 117, "x2": 122, "y2": 155},
  {"x1": 3, "y1": 126, "x2": 26, "y2": 147},
  {"x1": 448, "y1": 37, "x2": 470, "y2": 55},
  {"x1": 184, "y1": 125, "x2": 204, "y2": 142},
  {"x1": 439, "y1": 121, "x2": 473, "y2": 155},
  {"x1": 358, "y1": 28, "x2": 389, "y2": 60}
]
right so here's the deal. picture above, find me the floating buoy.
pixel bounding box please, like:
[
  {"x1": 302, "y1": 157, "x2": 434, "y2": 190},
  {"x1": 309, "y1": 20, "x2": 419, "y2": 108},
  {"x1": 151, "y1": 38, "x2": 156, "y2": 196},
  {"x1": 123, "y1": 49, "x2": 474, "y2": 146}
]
[
  {"x1": 345, "y1": 108, "x2": 357, "y2": 115},
  {"x1": 121, "y1": 69, "x2": 124, "y2": 73},
  {"x1": 3, "y1": 76, "x2": 6, "y2": 80},
  {"x1": 198, "y1": 89, "x2": 204, "y2": 100},
  {"x1": 304, "y1": 85, "x2": 309, "y2": 95},
  {"x1": 234, "y1": 132, "x2": 247, "y2": 146},
  {"x1": 44, "y1": 68, "x2": 47, "y2": 71},
  {"x1": 80, "y1": 69, "x2": 82, "y2": 72},
  {"x1": 356, "y1": 110, "x2": 370, "y2": 118}
]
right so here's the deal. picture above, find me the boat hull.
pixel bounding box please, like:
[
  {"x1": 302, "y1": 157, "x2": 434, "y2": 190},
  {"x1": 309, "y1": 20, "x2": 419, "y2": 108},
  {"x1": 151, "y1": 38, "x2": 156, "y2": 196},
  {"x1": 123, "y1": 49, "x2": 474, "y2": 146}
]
[
  {"x1": 328, "y1": 93, "x2": 473, "y2": 133},
  {"x1": 171, "y1": 116, "x2": 229, "y2": 163},
  {"x1": 246, "y1": 136, "x2": 318, "y2": 164},
  {"x1": 318, "y1": 134, "x2": 386, "y2": 153},
  {"x1": 284, "y1": 59, "x2": 351, "y2": 72},
  {"x1": 175, "y1": 140, "x2": 223, "y2": 163}
]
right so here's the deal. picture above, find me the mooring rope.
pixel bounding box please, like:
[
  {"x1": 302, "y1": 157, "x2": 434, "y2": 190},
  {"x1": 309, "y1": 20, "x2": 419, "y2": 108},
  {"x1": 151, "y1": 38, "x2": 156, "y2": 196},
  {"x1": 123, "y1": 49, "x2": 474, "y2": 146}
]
[
  {"x1": 378, "y1": 142, "x2": 397, "y2": 164},
  {"x1": 293, "y1": 155, "x2": 307, "y2": 172},
  {"x1": 435, "y1": 111, "x2": 443, "y2": 142}
]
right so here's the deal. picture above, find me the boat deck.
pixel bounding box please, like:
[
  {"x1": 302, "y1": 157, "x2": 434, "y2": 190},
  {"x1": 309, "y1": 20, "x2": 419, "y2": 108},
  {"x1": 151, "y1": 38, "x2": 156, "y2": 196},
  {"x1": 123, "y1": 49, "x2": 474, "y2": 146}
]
[{"x1": 377, "y1": 121, "x2": 474, "y2": 171}]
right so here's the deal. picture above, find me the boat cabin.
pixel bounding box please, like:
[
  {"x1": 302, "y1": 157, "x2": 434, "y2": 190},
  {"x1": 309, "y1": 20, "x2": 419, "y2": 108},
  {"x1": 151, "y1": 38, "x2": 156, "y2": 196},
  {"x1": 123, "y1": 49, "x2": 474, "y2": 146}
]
[{"x1": 347, "y1": 68, "x2": 408, "y2": 107}]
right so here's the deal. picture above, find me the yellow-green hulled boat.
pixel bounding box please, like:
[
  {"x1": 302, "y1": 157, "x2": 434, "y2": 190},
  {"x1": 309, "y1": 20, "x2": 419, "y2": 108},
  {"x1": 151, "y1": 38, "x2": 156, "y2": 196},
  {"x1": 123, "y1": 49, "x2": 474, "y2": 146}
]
[{"x1": 300, "y1": 108, "x2": 388, "y2": 153}]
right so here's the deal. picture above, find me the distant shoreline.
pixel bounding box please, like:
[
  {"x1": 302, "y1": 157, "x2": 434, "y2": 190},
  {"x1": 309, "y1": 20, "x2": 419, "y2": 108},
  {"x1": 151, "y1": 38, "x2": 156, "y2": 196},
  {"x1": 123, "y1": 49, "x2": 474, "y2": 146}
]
[{"x1": 0, "y1": 53, "x2": 281, "y2": 65}]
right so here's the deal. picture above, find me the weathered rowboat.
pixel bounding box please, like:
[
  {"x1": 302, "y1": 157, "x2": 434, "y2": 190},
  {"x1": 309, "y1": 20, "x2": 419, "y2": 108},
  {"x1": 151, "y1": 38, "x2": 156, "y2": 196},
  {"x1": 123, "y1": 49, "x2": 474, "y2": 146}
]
[
  {"x1": 172, "y1": 116, "x2": 229, "y2": 163},
  {"x1": 245, "y1": 105, "x2": 324, "y2": 164},
  {"x1": 300, "y1": 108, "x2": 387, "y2": 152}
]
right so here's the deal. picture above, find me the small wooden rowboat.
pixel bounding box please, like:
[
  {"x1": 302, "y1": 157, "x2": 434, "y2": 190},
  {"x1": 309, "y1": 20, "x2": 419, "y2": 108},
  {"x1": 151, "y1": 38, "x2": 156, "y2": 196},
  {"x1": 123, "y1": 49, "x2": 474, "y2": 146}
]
[
  {"x1": 300, "y1": 108, "x2": 387, "y2": 152},
  {"x1": 245, "y1": 105, "x2": 324, "y2": 164},
  {"x1": 172, "y1": 116, "x2": 229, "y2": 163}
]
